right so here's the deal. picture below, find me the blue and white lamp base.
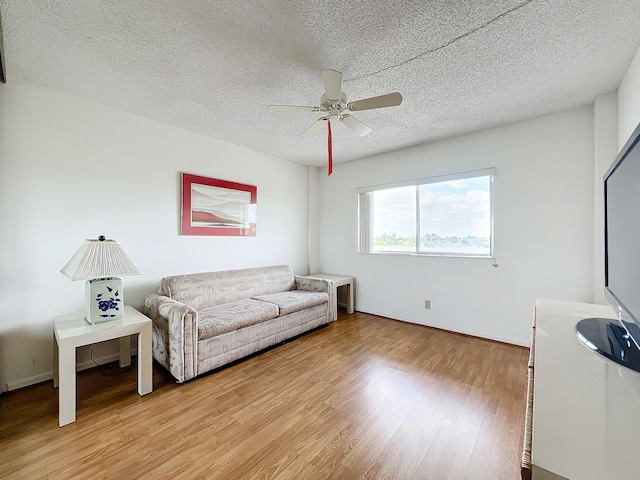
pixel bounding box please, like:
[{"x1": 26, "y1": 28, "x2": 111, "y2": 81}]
[{"x1": 84, "y1": 277, "x2": 124, "y2": 324}]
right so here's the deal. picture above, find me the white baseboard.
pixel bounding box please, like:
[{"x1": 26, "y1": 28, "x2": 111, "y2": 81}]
[
  {"x1": 354, "y1": 307, "x2": 526, "y2": 347},
  {"x1": 5, "y1": 346, "x2": 138, "y2": 392},
  {"x1": 6, "y1": 372, "x2": 52, "y2": 392}
]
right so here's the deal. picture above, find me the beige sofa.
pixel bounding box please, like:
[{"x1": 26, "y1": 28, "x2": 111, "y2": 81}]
[{"x1": 144, "y1": 265, "x2": 335, "y2": 382}]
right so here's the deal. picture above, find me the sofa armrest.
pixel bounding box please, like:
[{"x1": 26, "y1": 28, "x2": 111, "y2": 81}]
[
  {"x1": 144, "y1": 293, "x2": 198, "y2": 382},
  {"x1": 295, "y1": 275, "x2": 336, "y2": 322}
]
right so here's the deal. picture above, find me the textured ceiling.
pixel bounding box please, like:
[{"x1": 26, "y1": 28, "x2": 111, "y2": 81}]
[{"x1": 1, "y1": 1, "x2": 640, "y2": 168}]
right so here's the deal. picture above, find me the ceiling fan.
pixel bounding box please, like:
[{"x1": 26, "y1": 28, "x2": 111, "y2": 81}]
[{"x1": 268, "y1": 69, "x2": 403, "y2": 174}]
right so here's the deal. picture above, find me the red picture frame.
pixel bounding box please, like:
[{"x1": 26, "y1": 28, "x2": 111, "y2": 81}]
[{"x1": 181, "y1": 173, "x2": 257, "y2": 236}]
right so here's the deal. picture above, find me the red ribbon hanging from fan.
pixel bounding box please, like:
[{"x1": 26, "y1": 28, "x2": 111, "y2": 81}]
[{"x1": 327, "y1": 118, "x2": 333, "y2": 176}]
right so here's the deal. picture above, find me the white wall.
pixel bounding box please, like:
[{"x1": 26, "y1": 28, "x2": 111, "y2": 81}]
[
  {"x1": 591, "y1": 46, "x2": 640, "y2": 310},
  {"x1": 306, "y1": 166, "x2": 321, "y2": 274},
  {"x1": 317, "y1": 107, "x2": 595, "y2": 346},
  {"x1": 593, "y1": 92, "x2": 618, "y2": 305},
  {"x1": 0, "y1": 83, "x2": 310, "y2": 391},
  {"x1": 618, "y1": 46, "x2": 640, "y2": 147}
]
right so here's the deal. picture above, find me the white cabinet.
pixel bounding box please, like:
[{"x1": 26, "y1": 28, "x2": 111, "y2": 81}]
[{"x1": 530, "y1": 299, "x2": 640, "y2": 479}]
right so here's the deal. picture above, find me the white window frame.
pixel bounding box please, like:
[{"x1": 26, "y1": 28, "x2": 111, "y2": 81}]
[{"x1": 357, "y1": 168, "x2": 495, "y2": 258}]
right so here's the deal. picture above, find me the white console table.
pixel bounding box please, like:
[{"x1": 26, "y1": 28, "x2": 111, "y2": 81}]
[
  {"x1": 53, "y1": 305, "x2": 153, "y2": 427},
  {"x1": 531, "y1": 298, "x2": 640, "y2": 479}
]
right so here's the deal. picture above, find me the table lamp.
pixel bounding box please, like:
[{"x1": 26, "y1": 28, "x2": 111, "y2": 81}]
[{"x1": 60, "y1": 235, "x2": 141, "y2": 324}]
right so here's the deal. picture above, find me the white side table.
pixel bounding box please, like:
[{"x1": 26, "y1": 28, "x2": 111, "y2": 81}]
[
  {"x1": 310, "y1": 273, "x2": 355, "y2": 317},
  {"x1": 53, "y1": 305, "x2": 153, "y2": 427}
]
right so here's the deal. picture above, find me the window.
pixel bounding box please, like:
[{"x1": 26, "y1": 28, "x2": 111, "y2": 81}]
[{"x1": 357, "y1": 168, "x2": 494, "y2": 257}]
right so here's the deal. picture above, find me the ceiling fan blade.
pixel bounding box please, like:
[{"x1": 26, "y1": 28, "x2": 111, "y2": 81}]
[
  {"x1": 347, "y1": 92, "x2": 403, "y2": 112},
  {"x1": 300, "y1": 117, "x2": 327, "y2": 137},
  {"x1": 340, "y1": 114, "x2": 372, "y2": 137},
  {"x1": 322, "y1": 69, "x2": 343, "y2": 101},
  {"x1": 268, "y1": 105, "x2": 319, "y2": 112}
]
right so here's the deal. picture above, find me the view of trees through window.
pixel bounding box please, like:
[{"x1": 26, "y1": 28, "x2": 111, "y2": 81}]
[{"x1": 360, "y1": 171, "x2": 493, "y2": 257}]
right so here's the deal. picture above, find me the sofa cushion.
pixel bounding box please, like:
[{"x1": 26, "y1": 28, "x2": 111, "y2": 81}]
[
  {"x1": 198, "y1": 298, "x2": 279, "y2": 339},
  {"x1": 159, "y1": 265, "x2": 296, "y2": 310},
  {"x1": 252, "y1": 291, "x2": 328, "y2": 316}
]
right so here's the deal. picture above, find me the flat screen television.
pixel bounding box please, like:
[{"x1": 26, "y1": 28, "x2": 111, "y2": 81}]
[{"x1": 576, "y1": 122, "x2": 640, "y2": 372}]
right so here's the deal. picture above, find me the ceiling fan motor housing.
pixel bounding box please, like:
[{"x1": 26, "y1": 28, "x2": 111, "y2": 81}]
[{"x1": 320, "y1": 93, "x2": 347, "y2": 117}]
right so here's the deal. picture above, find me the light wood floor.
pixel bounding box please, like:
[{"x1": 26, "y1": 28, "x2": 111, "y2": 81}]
[{"x1": 0, "y1": 311, "x2": 529, "y2": 480}]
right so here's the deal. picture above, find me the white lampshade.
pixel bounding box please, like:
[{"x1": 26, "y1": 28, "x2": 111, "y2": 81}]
[
  {"x1": 61, "y1": 236, "x2": 140, "y2": 324},
  {"x1": 61, "y1": 237, "x2": 140, "y2": 280}
]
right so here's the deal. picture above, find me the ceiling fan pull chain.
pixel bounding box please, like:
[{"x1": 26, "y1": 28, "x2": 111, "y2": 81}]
[{"x1": 327, "y1": 119, "x2": 333, "y2": 176}]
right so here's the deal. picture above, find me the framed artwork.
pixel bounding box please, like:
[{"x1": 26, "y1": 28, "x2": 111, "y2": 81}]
[{"x1": 181, "y1": 173, "x2": 257, "y2": 236}]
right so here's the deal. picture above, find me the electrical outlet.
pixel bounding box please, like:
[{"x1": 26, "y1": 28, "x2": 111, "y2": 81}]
[{"x1": 424, "y1": 300, "x2": 431, "y2": 309}]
